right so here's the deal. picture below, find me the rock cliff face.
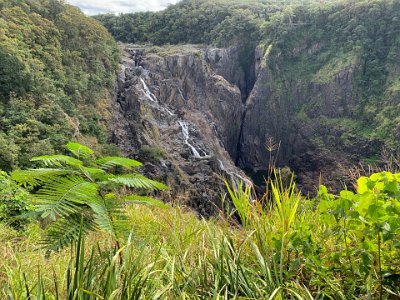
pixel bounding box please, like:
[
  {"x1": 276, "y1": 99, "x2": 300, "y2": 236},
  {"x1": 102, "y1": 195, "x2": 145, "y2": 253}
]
[
  {"x1": 238, "y1": 62, "x2": 357, "y2": 191},
  {"x1": 109, "y1": 44, "x2": 251, "y2": 215},
  {"x1": 238, "y1": 44, "x2": 389, "y2": 192},
  {"x1": 110, "y1": 40, "x2": 397, "y2": 208}
]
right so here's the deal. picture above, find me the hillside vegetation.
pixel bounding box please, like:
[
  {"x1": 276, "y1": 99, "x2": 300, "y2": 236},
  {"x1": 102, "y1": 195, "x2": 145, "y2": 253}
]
[
  {"x1": 0, "y1": 0, "x2": 399, "y2": 299},
  {"x1": 0, "y1": 0, "x2": 119, "y2": 171},
  {"x1": 261, "y1": 0, "x2": 400, "y2": 158},
  {"x1": 98, "y1": 0, "x2": 400, "y2": 176},
  {"x1": 1, "y1": 169, "x2": 400, "y2": 298}
]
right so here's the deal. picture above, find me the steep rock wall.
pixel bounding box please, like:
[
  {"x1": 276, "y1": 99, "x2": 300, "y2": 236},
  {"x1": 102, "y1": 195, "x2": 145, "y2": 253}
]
[
  {"x1": 239, "y1": 42, "x2": 397, "y2": 192},
  {"x1": 109, "y1": 44, "x2": 250, "y2": 214}
]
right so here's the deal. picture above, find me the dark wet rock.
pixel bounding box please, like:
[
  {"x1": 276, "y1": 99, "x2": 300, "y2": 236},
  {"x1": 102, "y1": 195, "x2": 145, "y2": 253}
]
[{"x1": 109, "y1": 44, "x2": 250, "y2": 215}]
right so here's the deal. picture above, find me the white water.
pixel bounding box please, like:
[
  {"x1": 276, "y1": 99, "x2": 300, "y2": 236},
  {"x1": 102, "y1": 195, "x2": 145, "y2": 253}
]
[
  {"x1": 178, "y1": 121, "x2": 208, "y2": 158},
  {"x1": 140, "y1": 78, "x2": 157, "y2": 102},
  {"x1": 178, "y1": 87, "x2": 186, "y2": 101},
  {"x1": 163, "y1": 106, "x2": 175, "y2": 116},
  {"x1": 140, "y1": 78, "x2": 176, "y2": 116},
  {"x1": 218, "y1": 159, "x2": 225, "y2": 171}
]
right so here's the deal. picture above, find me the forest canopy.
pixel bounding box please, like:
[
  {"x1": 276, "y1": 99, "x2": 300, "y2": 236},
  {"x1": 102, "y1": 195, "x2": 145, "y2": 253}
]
[{"x1": 0, "y1": 0, "x2": 119, "y2": 171}]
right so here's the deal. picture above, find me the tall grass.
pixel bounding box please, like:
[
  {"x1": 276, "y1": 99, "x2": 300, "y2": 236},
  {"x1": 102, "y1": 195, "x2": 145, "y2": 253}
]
[{"x1": 1, "y1": 173, "x2": 399, "y2": 299}]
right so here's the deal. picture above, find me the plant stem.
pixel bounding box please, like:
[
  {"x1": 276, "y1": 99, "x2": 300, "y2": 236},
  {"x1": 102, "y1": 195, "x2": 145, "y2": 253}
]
[
  {"x1": 343, "y1": 219, "x2": 356, "y2": 281},
  {"x1": 378, "y1": 232, "x2": 382, "y2": 300}
]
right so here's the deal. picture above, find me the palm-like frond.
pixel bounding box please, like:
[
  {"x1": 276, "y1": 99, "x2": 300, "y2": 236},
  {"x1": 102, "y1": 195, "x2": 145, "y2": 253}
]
[
  {"x1": 11, "y1": 168, "x2": 74, "y2": 187},
  {"x1": 34, "y1": 176, "x2": 98, "y2": 220},
  {"x1": 66, "y1": 142, "x2": 94, "y2": 159},
  {"x1": 41, "y1": 212, "x2": 96, "y2": 252},
  {"x1": 96, "y1": 157, "x2": 142, "y2": 170},
  {"x1": 31, "y1": 155, "x2": 83, "y2": 168},
  {"x1": 123, "y1": 195, "x2": 169, "y2": 208},
  {"x1": 79, "y1": 166, "x2": 106, "y2": 180},
  {"x1": 108, "y1": 174, "x2": 168, "y2": 190},
  {"x1": 89, "y1": 194, "x2": 128, "y2": 238},
  {"x1": 12, "y1": 142, "x2": 168, "y2": 252}
]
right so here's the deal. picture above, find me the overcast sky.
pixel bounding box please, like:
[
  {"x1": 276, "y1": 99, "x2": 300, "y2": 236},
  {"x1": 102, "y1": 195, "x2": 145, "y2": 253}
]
[{"x1": 65, "y1": 0, "x2": 180, "y2": 15}]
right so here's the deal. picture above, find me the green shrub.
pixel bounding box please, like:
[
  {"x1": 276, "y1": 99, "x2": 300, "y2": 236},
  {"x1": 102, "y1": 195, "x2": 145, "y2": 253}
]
[{"x1": 0, "y1": 170, "x2": 32, "y2": 230}]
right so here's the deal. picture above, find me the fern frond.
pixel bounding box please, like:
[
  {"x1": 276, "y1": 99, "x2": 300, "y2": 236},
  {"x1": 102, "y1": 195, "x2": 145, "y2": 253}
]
[
  {"x1": 66, "y1": 142, "x2": 94, "y2": 159},
  {"x1": 96, "y1": 157, "x2": 142, "y2": 170},
  {"x1": 34, "y1": 176, "x2": 99, "y2": 220},
  {"x1": 31, "y1": 155, "x2": 83, "y2": 168},
  {"x1": 122, "y1": 195, "x2": 169, "y2": 208},
  {"x1": 79, "y1": 166, "x2": 106, "y2": 180},
  {"x1": 123, "y1": 195, "x2": 169, "y2": 208},
  {"x1": 89, "y1": 194, "x2": 127, "y2": 238},
  {"x1": 11, "y1": 169, "x2": 74, "y2": 187},
  {"x1": 108, "y1": 174, "x2": 168, "y2": 190},
  {"x1": 41, "y1": 212, "x2": 96, "y2": 252}
]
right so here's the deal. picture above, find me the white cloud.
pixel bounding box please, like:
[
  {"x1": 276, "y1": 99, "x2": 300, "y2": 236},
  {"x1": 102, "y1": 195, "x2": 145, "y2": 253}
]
[{"x1": 65, "y1": 0, "x2": 180, "y2": 15}]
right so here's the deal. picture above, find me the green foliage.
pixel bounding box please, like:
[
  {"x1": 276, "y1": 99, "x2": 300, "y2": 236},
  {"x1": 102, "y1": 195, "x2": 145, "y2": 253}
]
[
  {"x1": 0, "y1": 46, "x2": 31, "y2": 100},
  {"x1": 259, "y1": 0, "x2": 400, "y2": 156},
  {"x1": 1, "y1": 171, "x2": 400, "y2": 298},
  {"x1": 11, "y1": 142, "x2": 168, "y2": 252},
  {"x1": 0, "y1": 0, "x2": 119, "y2": 170},
  {"x1": 94, "y1": 0, "x2": 270, "y2": 46},
  {"x1": 0, "y1": 170, "x2": 32, "y2": 230},
  {"x1": 318, "y1": 171, "x2": 400, "y2": 297},
  {"x1": 224, "y1": 170, "x2": 400, "y2": 298}
]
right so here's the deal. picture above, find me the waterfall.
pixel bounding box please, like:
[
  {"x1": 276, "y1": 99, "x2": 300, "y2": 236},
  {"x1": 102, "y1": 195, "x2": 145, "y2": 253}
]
[
  {"x1": 140, "y1": 78, "x2": 157, "y2": 102},
  {"x1": 178, "y1": 87, "x2": 186, "y2": 101},
  {"x1": 163, "y1": 106, "x2": 175, "y2": 116},
  {"x1": 178, "y1": 121, "x2": 209, "y2": 158},
  {"x1": 139, "y1": 77, "x2": 176, "y2": 116},
  {"x1": 218, "y1": 159, "x2": 225, "y2": 171}
]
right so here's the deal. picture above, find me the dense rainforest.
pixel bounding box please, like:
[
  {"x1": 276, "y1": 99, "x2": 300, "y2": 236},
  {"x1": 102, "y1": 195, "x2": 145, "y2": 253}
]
[
  {"x1": 0, "y1": 0, "x2": 119, "y2": 171},
  {"x1": 97, "y1": 0, "x2": 400, "y2": 165},
  {"x1": 0, "y1": 0, "x2": 399, "y2": 298}
]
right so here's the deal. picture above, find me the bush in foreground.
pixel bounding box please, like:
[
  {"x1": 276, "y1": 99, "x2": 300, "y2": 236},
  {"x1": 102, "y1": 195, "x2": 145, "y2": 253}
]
[{"x1": 0, "y1": 168, "x2": 399, "y2": 298}]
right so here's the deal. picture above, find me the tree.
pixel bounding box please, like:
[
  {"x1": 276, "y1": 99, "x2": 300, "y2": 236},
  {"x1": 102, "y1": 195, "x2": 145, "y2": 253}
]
[
  {"x1": 11, "y1": 142, "x2": 168, "y2": 251},
  {"x1": 0, "y1": 46, "x2": 31, "y2": 100}
]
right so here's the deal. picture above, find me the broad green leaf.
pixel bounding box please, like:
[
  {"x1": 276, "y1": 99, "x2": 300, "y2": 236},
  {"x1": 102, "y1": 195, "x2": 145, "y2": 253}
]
[
  {"x1": 357, "y1": 194, "x2": 373, "y2": 213},
  {"x1": 357, "y1": 176, "x2": 369, "y2": 194},
  {"x1": 339, "y1": 190, "x2": 354, "y2": 200}
]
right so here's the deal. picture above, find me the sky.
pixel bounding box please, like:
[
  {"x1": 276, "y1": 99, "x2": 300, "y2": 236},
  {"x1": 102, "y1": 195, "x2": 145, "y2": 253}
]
[{"x1": 65, "y1": 0, "x2": 180, "y2": 15}]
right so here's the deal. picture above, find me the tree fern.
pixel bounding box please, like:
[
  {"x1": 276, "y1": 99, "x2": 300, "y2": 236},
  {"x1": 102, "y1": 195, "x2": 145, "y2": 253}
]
[
  {"x1": 66, "y1": 142, "x2": 94, "y2": 159},
  {"x1": 31, "y1": 155, "x2": 83, "y2": 168},
  {"x1": 96, "y1": 156, "x2": 143, "y2": 170},
  {"x1": 108, "y1": 174, "x2": 168, "y2": 190},
  {"x1": 88, "y1": 193, "x2": 128, "y2": 239},
  {"x1": 41, "y1": 212, "x2": 96, "y2": 252},
  {"x1": 11, "y1": 142, "x2": 168, "y2": 251},
  {"x1": 11, "y1": 169, "x2": 74, "y2": 187},
  {"x1": 34, "y1": 176, "x2": 98, "y2": 220}
]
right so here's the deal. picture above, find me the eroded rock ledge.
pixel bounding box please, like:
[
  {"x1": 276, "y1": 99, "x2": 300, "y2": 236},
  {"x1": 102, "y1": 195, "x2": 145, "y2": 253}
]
[{"x1": 109, "y1": 44, "x2": 251, "y2": 215}]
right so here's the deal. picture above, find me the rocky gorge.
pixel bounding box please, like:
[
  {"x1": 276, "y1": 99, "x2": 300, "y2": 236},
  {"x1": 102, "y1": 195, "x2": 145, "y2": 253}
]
[
  {"x1": 109, "y1": 44, "x2": 253, "y2": 214},
  {"x1": 108, "y1": 42, "x2": 395, "y2": 211}
]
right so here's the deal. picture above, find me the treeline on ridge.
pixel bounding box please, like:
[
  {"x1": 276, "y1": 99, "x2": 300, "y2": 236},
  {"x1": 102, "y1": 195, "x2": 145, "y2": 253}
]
[{"x1": 0, "y1": 0, "x2": 120, "y2": 170}]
